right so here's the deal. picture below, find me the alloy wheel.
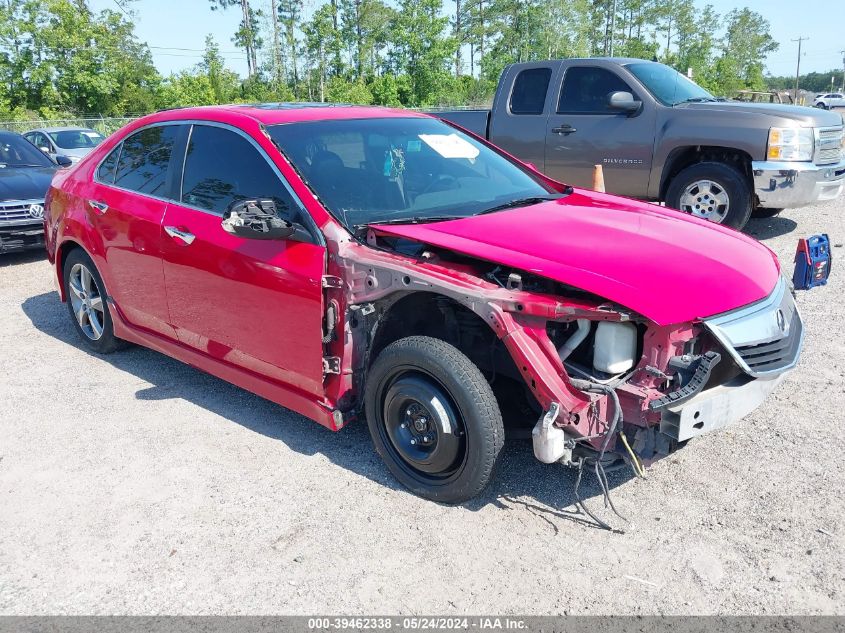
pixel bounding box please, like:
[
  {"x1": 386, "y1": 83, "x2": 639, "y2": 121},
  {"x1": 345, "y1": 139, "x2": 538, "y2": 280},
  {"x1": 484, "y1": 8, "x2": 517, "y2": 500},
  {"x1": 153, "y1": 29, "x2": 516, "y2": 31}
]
[
  {"x1": 679, "y1": 179, "x2": 730, "y2": 223},
  {"x1": 68, "y1": 263, "x2": 105, "y2": 340}
]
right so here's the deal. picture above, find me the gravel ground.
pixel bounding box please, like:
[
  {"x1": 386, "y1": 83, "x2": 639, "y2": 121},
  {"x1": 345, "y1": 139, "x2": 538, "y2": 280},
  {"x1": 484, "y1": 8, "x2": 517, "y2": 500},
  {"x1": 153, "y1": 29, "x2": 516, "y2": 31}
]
[{"x1": 0, "y1": 201, "x2": 843, "y2": 616}]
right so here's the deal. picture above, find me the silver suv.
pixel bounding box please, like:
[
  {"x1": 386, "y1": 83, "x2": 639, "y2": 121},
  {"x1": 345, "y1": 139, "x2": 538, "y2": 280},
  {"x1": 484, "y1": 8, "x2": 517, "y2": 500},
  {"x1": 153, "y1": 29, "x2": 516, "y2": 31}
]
[{"x1": 814, "y1": 93, "x2": 845, "y2": 109}]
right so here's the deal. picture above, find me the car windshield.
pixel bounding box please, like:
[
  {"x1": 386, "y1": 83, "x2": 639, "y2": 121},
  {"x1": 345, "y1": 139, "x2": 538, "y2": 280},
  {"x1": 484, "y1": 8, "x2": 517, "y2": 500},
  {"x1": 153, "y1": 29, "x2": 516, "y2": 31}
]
[
  {"x1": 626, "y1": 62, "x2": 716, "y2": 106},
  {"x1": 0, "y1": 133, "x2": 53, "y2": 168},
  {"x1": 268, "y1": 117, "x2": 558, "y2": 230},
  {"x1": 50, "y1": 129, "x2": 104, "y2": 149}
]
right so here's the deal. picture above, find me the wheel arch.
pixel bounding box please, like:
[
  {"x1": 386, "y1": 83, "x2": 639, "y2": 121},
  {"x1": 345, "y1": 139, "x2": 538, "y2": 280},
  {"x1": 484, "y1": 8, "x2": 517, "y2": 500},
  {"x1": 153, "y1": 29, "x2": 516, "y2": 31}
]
[
  {"x1": 659, "y1": 145, "x2": 754, "y2": 201},
  {"x1": 55, "y1": 239, "x2": 88, "y2": 302}
]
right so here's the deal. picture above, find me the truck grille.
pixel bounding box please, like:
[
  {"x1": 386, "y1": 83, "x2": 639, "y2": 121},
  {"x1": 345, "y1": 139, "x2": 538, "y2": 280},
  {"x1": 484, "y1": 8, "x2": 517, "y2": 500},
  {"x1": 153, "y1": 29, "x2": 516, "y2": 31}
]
[
  {"x1": 816, "y1": 126, "x2": 843, "y2": 165},
  {"x1": 0, "y1": 199, "x2": 44, "y2": 223}
]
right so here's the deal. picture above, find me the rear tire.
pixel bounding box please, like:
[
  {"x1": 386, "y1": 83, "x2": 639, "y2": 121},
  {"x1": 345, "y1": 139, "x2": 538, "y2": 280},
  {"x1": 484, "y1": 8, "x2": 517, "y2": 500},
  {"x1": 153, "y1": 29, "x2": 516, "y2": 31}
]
[
  {"x1": 752, "y1": 207, "x2": 783, "y2": 218},
  {"x1": 63, "y1": 249, "x2": 127, "y2": 354},
  {"x1": 666, "y1": 161, "x2": 753, "y2": 230},
  {"x1": 364, "y1": 336, "x2": 504, "y2": 503}
]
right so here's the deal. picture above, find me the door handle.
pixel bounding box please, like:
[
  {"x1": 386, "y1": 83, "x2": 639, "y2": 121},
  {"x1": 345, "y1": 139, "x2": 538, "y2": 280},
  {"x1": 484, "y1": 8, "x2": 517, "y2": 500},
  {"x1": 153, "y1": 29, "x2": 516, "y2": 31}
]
[
  {"x1": 87, "y1": 200, "x2": 108, "y2": 215},
  {"x1": 552, "y1": 125, "x2": 577, "y2": 135},
  {"x1": 164, "y1": 226, "x2": 196, "y2": 245}
]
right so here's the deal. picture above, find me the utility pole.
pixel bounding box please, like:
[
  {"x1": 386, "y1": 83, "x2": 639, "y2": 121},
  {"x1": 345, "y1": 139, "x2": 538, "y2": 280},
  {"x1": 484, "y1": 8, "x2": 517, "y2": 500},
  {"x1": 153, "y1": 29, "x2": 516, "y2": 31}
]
[
  {"x1": 608, "y1": 0, "x2": 617, "y2": 57},
  {"x1": 792, "y1": 36, "x2": 808, "y2": 103},
  {"x1": 840, "y1": 50, "x2": 845, "y2": 91}
]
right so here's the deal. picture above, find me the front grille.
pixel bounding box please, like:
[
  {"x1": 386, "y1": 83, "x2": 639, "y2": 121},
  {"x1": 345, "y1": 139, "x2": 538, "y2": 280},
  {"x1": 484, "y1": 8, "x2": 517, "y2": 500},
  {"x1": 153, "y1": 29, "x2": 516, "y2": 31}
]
[
  {"x1": 0, "y1": 199, "x2": 43, "y2": 223},
  {"x1": 735, "y1": 315, "x2": 804, "y2": 374},
  {"x1": 704, "y1": 278, "x2": 804, "y2": 378},
  {"x1": 816, "y1": 126, "x2": 844, "y2": 165}
]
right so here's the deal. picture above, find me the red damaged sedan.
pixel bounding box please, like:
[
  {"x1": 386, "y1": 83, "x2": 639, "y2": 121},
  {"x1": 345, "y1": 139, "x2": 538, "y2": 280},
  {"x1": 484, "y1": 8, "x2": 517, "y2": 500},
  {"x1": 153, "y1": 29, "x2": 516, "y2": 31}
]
[{"x1": 44, "y1": 104, "x2": 803, "y2": 507}]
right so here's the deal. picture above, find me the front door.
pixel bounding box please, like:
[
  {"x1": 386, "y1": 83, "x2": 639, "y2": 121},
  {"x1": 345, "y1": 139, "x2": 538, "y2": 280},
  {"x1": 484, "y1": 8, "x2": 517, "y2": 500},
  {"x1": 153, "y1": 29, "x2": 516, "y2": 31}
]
[
  {"x1": 161, "y1": 123, "x2": 327, "y2": 398},
  {"x1": 545, "y1": 66, "x2": 656, "y2": 196},
  {"x1": 86, "y1": 124, "x2": 181, "y2": 338}
]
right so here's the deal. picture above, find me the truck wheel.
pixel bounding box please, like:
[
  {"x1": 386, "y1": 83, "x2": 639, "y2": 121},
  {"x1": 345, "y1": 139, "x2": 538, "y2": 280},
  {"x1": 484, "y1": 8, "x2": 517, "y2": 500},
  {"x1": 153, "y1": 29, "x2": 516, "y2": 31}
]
[
  {"x1": 752, "y1": 207, "x2": 783, "y2": 218},
  {"x1": 63, "y1": 249, "x2": 127, "y2": 354},
  {"x1": 666, "y1": 162, "x2": 752, "y2": 229},
  {"x1": 364, "y1": 336, "x2": 504, "y2": 503}
]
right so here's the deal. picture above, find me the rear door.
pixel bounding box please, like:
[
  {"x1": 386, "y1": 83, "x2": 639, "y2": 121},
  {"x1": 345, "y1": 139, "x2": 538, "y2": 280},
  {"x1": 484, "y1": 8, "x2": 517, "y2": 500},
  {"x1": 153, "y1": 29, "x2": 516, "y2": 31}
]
[
  {"x1": 87, "y1": 124, "x2": 181, "y2": 338},
  {"x1": 161, "y1": 123, "x2": 327, "y2": 398},
  {"x1": 487, "y1": 63, "x2": 557, "y2": 170},
  {"x1": 544, "y1": 65, "x2": 656, "y2": 195}
]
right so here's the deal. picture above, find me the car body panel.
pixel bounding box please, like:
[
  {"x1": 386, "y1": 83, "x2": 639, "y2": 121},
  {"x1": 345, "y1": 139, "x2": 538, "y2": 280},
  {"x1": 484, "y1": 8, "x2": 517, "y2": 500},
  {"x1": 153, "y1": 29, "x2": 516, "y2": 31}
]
[
  {"x1": 161, "y1": 202, "x2": 327, "y2": 398},
  {"x1": 371, "y1": 188, "x2": 780, "y2": 326}
]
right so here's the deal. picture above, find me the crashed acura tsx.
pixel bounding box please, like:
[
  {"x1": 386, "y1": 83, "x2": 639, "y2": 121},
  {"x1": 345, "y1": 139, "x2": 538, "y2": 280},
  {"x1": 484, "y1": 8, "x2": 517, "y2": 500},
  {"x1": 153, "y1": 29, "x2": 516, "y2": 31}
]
[{"x1": 43, "y1": 104, "x2": 803, "y2": 506}]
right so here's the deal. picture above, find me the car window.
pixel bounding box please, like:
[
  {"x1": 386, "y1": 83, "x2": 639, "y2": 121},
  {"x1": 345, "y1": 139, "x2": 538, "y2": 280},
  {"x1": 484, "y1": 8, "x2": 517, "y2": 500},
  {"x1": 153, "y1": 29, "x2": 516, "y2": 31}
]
[
  {"x1": 97, "y1": 145, "x2": 121, "y2": 184},
  {"x1": 50, "y1": 130, "x2": 104, "y2": 149},
  {"x1": 510, "y1": 68, "x2": 552, "y2": 115},
  {"x1": 114, "y1": 125, "x2": 179, "y2": 196},
  {"x1": 558, "y1": 67, "x2": 635, "y2": 113},
  {"x1": 180, "y1": 124, "x2": 304, "y2": 223}
]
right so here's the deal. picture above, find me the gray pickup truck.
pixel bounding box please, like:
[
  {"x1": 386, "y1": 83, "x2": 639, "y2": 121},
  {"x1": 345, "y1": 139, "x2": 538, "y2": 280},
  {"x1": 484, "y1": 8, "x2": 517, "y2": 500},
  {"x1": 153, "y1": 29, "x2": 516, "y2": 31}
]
[{"x1": 433, "y1": 58, "x2": 845, "y2": 229}]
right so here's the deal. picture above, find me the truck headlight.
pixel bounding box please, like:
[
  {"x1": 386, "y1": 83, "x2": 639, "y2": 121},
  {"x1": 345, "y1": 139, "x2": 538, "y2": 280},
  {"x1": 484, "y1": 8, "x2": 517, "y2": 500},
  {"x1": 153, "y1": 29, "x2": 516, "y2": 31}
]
[{"x1": 767, "y1": 127, "x2": 814, "y2": 161}]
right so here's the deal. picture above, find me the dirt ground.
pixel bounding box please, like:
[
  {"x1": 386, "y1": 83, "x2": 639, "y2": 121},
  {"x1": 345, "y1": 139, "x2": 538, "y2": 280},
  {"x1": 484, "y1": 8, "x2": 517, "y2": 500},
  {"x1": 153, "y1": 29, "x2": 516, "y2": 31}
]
[{"x1": 0, "y1": 202, "x2": 843, "y2": 616}]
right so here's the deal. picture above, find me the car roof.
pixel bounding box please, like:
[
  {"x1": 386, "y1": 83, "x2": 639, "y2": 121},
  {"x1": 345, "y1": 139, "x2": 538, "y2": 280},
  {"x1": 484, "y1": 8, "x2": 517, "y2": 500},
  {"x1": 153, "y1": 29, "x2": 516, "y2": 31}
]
[
  {"x1": 140, "y1": 103, "x2": 429, "y2": 127},
  {"x1": 27, "y1": 126, "x2": 101, "y2": 133}
]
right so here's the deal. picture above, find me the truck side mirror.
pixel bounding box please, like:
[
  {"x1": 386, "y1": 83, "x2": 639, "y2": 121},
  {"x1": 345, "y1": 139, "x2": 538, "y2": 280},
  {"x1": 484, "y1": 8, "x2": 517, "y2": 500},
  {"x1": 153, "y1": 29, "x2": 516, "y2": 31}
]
[
  {"x1": 55, "y1": 155, "x2": 73, "y2": 167},
  {"x1": 608, "y1": 91, "x2": 641, "y2": 114}
]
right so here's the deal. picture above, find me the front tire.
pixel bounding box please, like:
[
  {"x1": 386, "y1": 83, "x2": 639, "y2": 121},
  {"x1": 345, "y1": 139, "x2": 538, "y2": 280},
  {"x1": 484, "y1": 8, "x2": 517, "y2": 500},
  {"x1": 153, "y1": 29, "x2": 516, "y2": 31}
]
[
  {"x1": 666, "y1": 161, "x2": 753, "y2": 229},
  {"x1": 364, "y1": 336, "x2": 504, "y2": 503},
  {"x1": 63, "y1": 249, "x2": 127, "y2": 354}
]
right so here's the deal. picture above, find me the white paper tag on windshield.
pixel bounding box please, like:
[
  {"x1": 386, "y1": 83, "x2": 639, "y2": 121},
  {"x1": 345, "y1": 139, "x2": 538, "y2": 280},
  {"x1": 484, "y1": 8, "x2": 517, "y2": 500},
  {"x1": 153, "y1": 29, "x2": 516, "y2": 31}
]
[
  {"x1": 82, "y1": 131, "x2": 100, "y2": 138},
  {"x1": 418, "y1": 133, "x2": 479, "y2": 159}
]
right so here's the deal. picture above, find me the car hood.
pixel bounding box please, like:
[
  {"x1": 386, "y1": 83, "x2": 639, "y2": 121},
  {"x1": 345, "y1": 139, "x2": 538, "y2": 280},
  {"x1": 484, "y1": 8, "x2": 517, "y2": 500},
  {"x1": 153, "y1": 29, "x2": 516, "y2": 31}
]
[
  {"x1": 56, "y1": 146, "x2": 93, "y2": 159},
  {"x1": 0, "y1": 166, "x2": 57, "y2": 202},
  {"x1": 679, "y1": 100, "x2": 843, "y2": 127},
  {"x1": 371, "y1": 189, "x2": 781, "y2": 326}
]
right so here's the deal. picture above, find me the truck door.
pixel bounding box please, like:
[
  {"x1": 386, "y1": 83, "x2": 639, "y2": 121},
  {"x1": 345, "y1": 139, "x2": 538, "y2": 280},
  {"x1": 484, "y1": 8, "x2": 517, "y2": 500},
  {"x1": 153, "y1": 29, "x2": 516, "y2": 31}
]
[
  {"x1": 487, "y1": 63, "x2": 557, "y2": 171},
  {"x1": 544, "y1": 65, "x2": 656, "y2": 196}
]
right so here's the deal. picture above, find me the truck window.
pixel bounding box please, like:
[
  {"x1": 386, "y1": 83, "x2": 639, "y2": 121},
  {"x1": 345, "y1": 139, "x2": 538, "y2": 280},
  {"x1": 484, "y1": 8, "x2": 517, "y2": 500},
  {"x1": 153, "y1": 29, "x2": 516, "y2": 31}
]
[
  {"x1": 510, "y1": 68, "x2": 552, "y2": 115},
  {"x1": 557, "y1": 67, "x2": 634, "y2": 114}
]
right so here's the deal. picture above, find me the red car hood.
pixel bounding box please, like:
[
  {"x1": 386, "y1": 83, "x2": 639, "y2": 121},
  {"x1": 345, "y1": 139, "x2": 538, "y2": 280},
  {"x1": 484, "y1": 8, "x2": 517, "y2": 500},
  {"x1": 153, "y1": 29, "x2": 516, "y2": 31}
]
[{"x1": 371, "y1": 189, "x2": 781, "y2": 326}]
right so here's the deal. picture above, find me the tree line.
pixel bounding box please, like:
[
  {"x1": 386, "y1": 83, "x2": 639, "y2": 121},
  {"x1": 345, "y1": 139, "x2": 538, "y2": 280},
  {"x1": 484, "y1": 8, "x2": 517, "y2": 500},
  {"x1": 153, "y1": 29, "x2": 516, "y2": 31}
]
[{"x1": 1, "y1": 0, "x2": 785, "y2": 120}]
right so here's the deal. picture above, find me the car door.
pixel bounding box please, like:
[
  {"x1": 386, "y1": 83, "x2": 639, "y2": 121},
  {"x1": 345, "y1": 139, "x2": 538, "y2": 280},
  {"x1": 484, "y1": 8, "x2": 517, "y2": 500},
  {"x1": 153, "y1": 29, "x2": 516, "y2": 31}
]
[
  {"x1": 161, "y1": 123, "x2": 327, "y2": 398},
  {"x1": 544, "y1": 65, "x2": 656, "y2": 196},
  {"x1": 87, "y1": 124, "x2": 181, "y2": 338}
]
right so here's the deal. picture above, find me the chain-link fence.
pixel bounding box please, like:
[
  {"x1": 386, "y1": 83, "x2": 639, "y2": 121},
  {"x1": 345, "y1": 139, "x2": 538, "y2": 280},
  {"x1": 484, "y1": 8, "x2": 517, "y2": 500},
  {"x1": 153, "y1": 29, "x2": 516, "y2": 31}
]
[{"x1": 0, "y1": 116, "x2": 137, "y2": 137}]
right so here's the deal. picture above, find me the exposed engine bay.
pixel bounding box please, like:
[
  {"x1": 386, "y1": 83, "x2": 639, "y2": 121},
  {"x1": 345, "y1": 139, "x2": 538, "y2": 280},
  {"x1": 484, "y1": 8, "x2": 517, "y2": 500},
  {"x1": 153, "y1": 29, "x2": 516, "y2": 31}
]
[{"x1": 317, "y1": 224, "x2": 803, "y2": 528}]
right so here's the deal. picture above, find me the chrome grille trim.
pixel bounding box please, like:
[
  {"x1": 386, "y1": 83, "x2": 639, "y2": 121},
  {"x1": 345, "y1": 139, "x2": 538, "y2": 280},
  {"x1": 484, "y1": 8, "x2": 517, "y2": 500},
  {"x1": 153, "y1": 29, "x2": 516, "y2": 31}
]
[
  {"x1": 0, "y1": 199, "x2": 45, "y2": 223},
  {"x1": 815, "y1": 126, "x2": 844, "y2": 165},
  {"x1": 704, "y1": 277, "x2": 804, "y2": 378}
]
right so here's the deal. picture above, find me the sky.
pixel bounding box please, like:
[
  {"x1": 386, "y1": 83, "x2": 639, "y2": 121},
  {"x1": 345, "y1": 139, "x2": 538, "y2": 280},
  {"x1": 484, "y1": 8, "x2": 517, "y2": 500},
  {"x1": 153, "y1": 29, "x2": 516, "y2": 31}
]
[{"x1": 89, "y1": 0, "x2": 845, "y2": 80}]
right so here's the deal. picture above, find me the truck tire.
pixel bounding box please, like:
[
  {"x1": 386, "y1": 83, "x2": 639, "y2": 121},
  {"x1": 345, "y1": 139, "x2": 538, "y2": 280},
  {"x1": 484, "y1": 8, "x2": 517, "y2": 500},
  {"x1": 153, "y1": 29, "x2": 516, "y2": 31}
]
[
  {"x1": 666, "y1": 162, "x2": 753, "y2": 230},
  {"x1": 63, "y1": 249, "x2": 128, "y2": 354},
  {"x1": 752, "y1": 207, "x2": 783, "y2": 218},
  {"x1": 364, "y1": 336, "x2": 504, "y2": 503}
]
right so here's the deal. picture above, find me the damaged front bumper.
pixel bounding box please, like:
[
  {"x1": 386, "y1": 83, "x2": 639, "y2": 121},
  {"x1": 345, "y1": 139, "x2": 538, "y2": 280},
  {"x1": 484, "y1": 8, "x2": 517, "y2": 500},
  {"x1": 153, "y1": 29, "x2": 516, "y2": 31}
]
[{"x1": 659, "y1": 373, "x2": 786, "y2": 442}]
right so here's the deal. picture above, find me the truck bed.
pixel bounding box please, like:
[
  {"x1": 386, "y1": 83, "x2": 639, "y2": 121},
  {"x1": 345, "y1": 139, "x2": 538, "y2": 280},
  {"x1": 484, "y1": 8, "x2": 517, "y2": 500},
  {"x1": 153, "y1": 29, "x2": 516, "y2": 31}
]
[{"x1": 426, "y1": 109, "x2": 491, "y2": 138}]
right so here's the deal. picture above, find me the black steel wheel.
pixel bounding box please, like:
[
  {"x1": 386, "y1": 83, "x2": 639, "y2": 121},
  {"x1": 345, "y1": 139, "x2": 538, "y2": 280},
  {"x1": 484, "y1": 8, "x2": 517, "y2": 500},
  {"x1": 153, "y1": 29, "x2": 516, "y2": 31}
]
[{"x1": 365, "y1": 336, "x2": 504, "y2": 503}]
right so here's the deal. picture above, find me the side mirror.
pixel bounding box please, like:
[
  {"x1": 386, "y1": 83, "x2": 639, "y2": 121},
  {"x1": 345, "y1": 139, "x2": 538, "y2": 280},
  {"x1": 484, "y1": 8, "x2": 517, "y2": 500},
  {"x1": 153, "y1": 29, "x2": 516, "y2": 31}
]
[
  {"x1": 608, "y1": 91, "x2": 641, "y2": 114},
  {"x1": 55, "y1": 155, "x2": 73, "y2": 167},
  {"x1": 39, "y1": 146, "x2": 51, "y2": 154},
  {"x1": 221, "y1": 199, "x2": 296, "y2": 240}
]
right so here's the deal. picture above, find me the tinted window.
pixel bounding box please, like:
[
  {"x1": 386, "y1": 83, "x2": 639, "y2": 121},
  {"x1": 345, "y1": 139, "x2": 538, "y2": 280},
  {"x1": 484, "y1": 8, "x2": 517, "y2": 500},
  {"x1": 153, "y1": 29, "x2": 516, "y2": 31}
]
[
  {"x1": 97, "y1": 145, "x2": 121, "y2": 183},
  {"x1": 181, "y1": 125, "x2": 302, "y2": 222},
  {"x1": 50, "y1": 129, "x2": 104, "y2": 149},
  {"x1": 558, "y1": 67, "x2": 636, "y2": 113},
  {"x1": 0, "y1": 132, "x2": 54, "y2": 167},
  {"x1": 114, "y1": 125, "x2": 179, "y2": 196},
  {"x1": 510, "y1": 68, "x2": 552, "y2": 115}
]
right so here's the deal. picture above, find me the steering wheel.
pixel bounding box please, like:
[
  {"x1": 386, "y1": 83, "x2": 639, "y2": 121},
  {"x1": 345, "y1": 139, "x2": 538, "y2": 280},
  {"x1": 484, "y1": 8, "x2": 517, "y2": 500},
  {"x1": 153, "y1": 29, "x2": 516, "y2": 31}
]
[{"x1": 421, "y1": 174, "x2": 460, "y2": 195}]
